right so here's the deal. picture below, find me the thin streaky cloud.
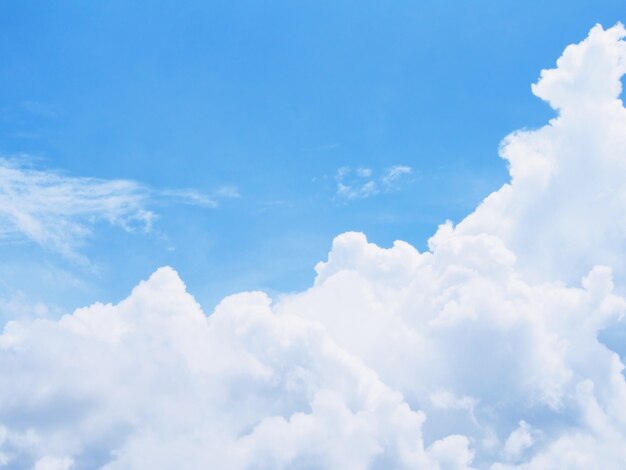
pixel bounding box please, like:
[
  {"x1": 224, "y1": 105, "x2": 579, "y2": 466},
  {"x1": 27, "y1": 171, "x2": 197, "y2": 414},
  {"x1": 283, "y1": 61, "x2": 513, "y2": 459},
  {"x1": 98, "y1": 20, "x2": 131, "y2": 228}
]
[
  {"x1": 382, "y1": 165, "x2": 412, "y2": 186},
  {"x1": 0, "y1": 158, "x2": 236, "y2": 259},
  {"x1": 0, "y1": 158, "x2": 151, "y2": 260},
  {"x1": 304, "y1": 143, "x2": 341, "y2": 152},
  {"x1": 160, "y1": 186, "x2": 240, "y2": 208},
  {"x1": 160, "y1": 189, "x2": 219, "y2": 208}
]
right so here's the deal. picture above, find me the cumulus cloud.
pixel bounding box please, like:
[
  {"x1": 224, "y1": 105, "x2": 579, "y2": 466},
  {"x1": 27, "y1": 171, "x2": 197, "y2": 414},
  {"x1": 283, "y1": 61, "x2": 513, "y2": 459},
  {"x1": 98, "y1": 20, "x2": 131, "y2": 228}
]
[
  {"x1": 3, "y1": 23, "x2": 626, "y2": 469},
  {"x1": 455, "y1": 23, "x2": 626, "y2": 286}
]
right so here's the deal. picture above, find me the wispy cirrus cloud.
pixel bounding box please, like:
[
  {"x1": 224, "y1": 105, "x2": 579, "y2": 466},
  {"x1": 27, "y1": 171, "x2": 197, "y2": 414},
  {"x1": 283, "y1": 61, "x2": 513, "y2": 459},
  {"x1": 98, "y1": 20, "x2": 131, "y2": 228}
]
[
  {"x1": 161, "y1": 186, "x2": 240, "y2": 209},
  {"x1": 0, "y1": 158, "x2": 237, "y2": 259},
  {"x1": 0, "y1": 158, "x2": 152, "y2": 259}
]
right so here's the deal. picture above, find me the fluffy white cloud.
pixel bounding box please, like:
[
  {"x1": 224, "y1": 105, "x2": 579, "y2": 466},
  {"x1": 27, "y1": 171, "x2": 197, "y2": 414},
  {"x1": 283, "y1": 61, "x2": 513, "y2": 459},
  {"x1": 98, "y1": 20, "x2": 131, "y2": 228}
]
[
  {"x1": 0, "y1": 268, "x2": 452, "y2": 468},
  {"x1": 2, "y1": 23, "x2": 626, "y2": 469},
  {"x1": 455, "y1": 23, "x2": 626, "y2": 286}
]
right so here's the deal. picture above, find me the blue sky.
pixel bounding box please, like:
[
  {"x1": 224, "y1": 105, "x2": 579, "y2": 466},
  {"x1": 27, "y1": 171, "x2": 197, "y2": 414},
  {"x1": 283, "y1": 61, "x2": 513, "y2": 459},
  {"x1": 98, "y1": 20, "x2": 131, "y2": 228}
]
[
  {"x1": 7, "y1": 3, "x2": 626, "y2": 468},
  {"x1": 1, "y1": 0, "x2": 624, "y2": 313}
]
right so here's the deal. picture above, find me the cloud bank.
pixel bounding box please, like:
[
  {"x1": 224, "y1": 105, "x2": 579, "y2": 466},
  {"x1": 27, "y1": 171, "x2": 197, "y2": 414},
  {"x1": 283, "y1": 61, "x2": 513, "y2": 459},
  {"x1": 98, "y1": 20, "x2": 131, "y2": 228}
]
[{"x1": 3, "y1": 24, "x2": 626, "y2": 469}]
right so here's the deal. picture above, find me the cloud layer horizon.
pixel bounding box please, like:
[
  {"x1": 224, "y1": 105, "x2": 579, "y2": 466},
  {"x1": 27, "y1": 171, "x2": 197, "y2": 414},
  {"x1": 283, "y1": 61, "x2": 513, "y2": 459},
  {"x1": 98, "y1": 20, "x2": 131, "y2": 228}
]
[{"x1": 3, "y1": 23, "x2": 626, "y2": 469}]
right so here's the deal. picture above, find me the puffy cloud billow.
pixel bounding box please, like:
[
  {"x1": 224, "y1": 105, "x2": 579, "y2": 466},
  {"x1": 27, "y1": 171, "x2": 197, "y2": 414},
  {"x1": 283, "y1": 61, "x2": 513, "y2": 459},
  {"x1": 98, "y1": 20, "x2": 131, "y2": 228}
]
[{"x1": 2, "y1": 24, "x2": 626, "y2": 469}]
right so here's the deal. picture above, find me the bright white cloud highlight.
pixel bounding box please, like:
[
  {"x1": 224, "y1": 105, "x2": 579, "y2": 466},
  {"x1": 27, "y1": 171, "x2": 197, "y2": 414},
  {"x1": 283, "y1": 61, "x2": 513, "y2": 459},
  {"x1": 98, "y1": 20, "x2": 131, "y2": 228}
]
[
  {"x1": 3, "y1": 23, "x2": 626, "y2": 469},
  {"x1": 455, "y1": 23, "x2": 626, "y2": 286}
]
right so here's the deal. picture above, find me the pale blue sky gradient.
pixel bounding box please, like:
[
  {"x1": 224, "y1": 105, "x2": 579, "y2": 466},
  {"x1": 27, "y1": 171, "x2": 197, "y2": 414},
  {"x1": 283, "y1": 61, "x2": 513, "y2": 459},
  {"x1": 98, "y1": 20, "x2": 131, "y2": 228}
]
[{"x1": 1, "y1": 1, "x2": 624, "y2": 312}]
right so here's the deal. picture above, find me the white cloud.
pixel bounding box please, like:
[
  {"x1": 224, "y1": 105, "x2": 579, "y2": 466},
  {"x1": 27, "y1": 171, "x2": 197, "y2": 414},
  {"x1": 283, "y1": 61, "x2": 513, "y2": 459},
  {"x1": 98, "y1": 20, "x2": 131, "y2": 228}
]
[
  {"x1": 502, "y1": 421, "x2": 535, "y2": 462},
  {"x1": 356, "y1": 167, "x2": 373, "y2": 178},
  {"x1": 161, "y1": 185, "x2": 240, "y2": 209},
  {"x1": 213, "y1": 185, "x2": 241, "y2": 199},
  {"x1": 0, "y1": 158, "x2": 152, "y2": 260},
  {"x1": 455, "y1": 23, "x2": 626, "y2": 286},
  {"x1": 160, "y1": 189, "x2": 220, "y2": 208},
  {"x1": 334, "y1": 164, "x2": 412, "y2": 200},
  {"x1": 381, "y1": 165, "x2": 412, "y2": 187},
  {"x1": 34, "y1": 456, "x2": 74, "y2": 470},
  {"x1": 0, "y1": 158, "x2": 237, "y2": 260},
  {"x1": 0, "y1": 268, "x2": 449, "y2": 468},
  {"x1": 0, "y1": 291, "x2": 51, "y2": 327},
  {"x1": 2, "y1": 22, "x2": 626, "y2": 469}
]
